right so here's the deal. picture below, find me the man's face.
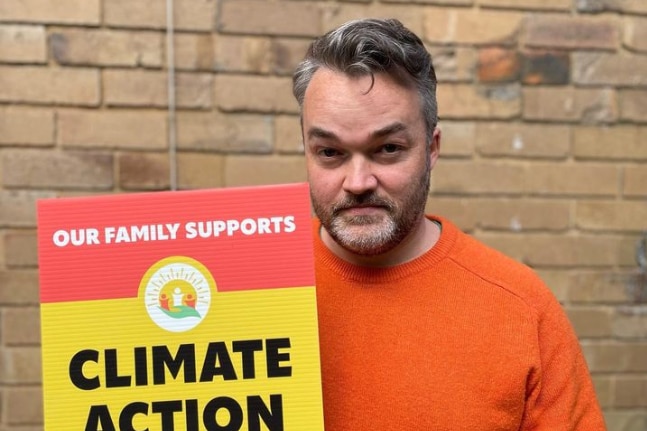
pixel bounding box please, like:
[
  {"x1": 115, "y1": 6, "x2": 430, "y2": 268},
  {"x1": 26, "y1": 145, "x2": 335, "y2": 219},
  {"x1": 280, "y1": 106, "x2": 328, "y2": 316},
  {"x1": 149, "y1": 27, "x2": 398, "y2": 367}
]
[{"x1": 302, "y1": 68, "x2": 440, "y2": 257}]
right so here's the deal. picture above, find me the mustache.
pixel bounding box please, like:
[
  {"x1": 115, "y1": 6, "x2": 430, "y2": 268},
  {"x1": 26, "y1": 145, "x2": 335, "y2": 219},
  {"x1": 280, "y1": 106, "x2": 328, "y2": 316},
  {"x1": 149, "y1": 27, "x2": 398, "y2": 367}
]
[{"x1": 331, "y1": 193, "x2": 394, "y2": 215}]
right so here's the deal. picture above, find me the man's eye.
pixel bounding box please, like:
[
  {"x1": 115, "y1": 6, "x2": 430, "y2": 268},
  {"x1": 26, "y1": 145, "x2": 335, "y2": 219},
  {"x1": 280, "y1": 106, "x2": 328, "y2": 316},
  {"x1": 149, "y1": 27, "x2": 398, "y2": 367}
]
[
  {"x1": 319, "y1": 148, "x2": 339, "y2": 158},
  {"x1": 381, "y1": 144, "x2": 400, "y2": 154}
]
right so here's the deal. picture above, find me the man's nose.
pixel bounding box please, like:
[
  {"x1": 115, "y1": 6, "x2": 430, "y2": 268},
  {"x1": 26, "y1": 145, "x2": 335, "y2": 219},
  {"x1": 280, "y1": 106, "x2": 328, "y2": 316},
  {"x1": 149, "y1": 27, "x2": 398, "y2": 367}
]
[{"x1": 342, "y1": 157, "x2": 378, "y2": 195}]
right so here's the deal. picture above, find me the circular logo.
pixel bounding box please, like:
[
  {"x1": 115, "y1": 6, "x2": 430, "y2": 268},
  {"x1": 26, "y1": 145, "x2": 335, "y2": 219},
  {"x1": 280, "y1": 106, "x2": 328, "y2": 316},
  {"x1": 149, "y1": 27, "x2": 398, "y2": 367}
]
[{"x1": 139, "y1": 256, "x2": 215, "y2": 332}]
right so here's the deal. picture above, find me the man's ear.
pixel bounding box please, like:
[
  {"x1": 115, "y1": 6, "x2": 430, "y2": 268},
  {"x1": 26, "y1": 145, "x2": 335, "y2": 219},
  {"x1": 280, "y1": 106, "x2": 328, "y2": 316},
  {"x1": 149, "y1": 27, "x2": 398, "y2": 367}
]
[{"x1": 429, "y1": 127, "x2": 441, "y2": 169}]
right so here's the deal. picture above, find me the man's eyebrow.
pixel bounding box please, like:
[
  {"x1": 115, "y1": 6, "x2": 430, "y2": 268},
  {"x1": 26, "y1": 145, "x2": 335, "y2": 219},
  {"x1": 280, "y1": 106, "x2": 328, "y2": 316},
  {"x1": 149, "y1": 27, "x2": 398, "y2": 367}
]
[
  {"x1": 306, "y1": 127, "x2": 338, "y2": 141},
  {"x1": 372, "y1": 122, "x2": 407, "y2": 138}
]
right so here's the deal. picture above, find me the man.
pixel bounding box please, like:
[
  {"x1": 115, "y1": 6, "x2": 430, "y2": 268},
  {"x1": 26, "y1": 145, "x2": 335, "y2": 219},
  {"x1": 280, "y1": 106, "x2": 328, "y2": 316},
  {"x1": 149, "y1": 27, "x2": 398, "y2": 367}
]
[{"x1": 292, "y1": 18, "x2": 606, "y2": 430}]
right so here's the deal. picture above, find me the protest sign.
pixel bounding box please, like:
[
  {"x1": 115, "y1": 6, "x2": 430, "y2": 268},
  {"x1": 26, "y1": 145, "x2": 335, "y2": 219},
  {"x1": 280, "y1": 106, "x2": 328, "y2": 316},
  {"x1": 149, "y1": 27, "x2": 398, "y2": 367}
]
[{"x1": 37, "y1": 183, "x2": 323, "y2": 431}]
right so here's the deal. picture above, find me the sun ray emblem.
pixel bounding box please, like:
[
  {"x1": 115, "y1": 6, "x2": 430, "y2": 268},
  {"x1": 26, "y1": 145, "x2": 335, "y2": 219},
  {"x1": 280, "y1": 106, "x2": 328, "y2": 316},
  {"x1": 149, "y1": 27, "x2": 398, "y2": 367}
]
[{"x1": 139, "y1": 256, "x2": 215, "y2": 332}]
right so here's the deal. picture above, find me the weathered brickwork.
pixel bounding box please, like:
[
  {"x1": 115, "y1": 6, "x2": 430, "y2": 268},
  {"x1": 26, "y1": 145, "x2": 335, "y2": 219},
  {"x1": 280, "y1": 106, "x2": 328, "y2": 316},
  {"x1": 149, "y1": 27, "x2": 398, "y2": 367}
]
[{"x1": 0, "y1": 1, "x2": 646, "y2": 429}]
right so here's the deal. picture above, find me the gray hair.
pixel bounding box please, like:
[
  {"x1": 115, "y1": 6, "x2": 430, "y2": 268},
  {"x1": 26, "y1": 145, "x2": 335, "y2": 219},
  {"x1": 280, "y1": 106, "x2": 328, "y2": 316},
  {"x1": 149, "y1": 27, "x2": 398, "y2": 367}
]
[{"x1": 292, "y1": 18, "x2": 438, "y2": 141}]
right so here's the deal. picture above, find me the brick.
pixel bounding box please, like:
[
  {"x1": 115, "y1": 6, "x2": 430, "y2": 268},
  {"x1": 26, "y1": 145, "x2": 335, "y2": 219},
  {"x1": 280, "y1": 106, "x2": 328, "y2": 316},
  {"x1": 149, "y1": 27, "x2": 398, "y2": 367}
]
[
  {"x1": 214, "y1": 35, "x2": 273, "y2": 73},
  {"x1": 219, "y1": 0, "x2": 321, "y2": 37},
  {"x1": 437, "y1": 84, "x2": 521, "y2": 119},
  {"x1": 574, "y1": 126, "x2": 647, "y2": 161},
  {"x1": 118, "y1": 152, "x2": 170, "y2": 191},
  {"x1": 615, "y1": 375, "x2": 647, "y2": 407},
  {"x1": 624, "y1": 17, "x2": 647, "y2": 52},
  {"x1": 521, "y1": 50, "x2": 570, "y2": 85},
  {"x1": 620, "y1": 89, "x2": 647, "y2": 122},
  {"x1": 4, "y1": 387, "x2": 43, "y2": 425},
  {"x1": 566, "y1": 306, "x2": 613, "y2": 338},
  {"x1": 581, "y1": 341, "x2": 647, "y2": 373},
  {"x1": 472, "y1": 232, "x2": 529, "y2": 262},
  {"x1": 477, "y1": 48, "x2": 520, "y2": 83},
  {"x1": 50, "y1": 29, "x2": 162, "y2": 67},
  {"x1": 577, "y1": 0, "x2": 647, "y2": 14},
  {"x1": 0, "y1": 347, "x2": 41, "y2": 384},
  {"x1": 0, "y1": 107, "x2": 54, "y2": 146},
  {"x1": 1, "y1": 307, "x2": 40, "y2": 345},
  {"x1": 2, "y1": 150, "x2": 113, "y2": 190},
  {"x1": 525, "y1": 162, "x2": 618, "y2": 197},
  {"x1": 476, "y1": 123, "x2": 570, "y2": 159},
  {"x1": 436, "y1": 121, "x2": 475, "y2": 157},
  {"x1": 0, "y1": 0, "x2": 99, "y2": 25},
  {"x1": 0, "y1": 66, "x2": 99, "y2": 106},
  {"x1": 603, "y1": 411, "x2": 647, "y2": 431},
  {"x1": 104, "y1": 0, "x2": 216, "y2": 31},
  {"x1": 474, "y1": 198, "x2": 571, "y2": 231},
  {"x1": 224, "y1": 155, "x2": 307, "y2": 187},
  {"x1": 59, "y1": 109, "x2": 167, "y2": 150},
  {"x1": 2, "y1": 230, "x2": 38, "y2": 268},
  {"x1": 0, "y1": 25, "x2": 46, "y2": 64},
  {"x1": 177, "y1": 152, "x2": 225, "y2": 189},
  {"x1": 523, "y1": 87, "x2": 617, "y2": 123},
  {"x1": 384, "y1": 0, "x2": 472, "y2": 5},
  {"x1": 624, "y1": 165, "x2": 647, "y2": 197},
  {"x1": 524, "y1": 234, "x2": 624, "y2": 267},
  {"x1": 478, "y1": 0, "x2": 570, "y2": 9},
  {"x1": 431, "y1": 160, "x2": 526, "y2": 195},
  {"x1": 104, "y1": 70, "x2": 212, "y2": 109},
  {"x1": 425, "y1": 8, "x2": 523, "y2": 45},
  {"x1": 271, "y1": 38, "x2": 313, "y2": 76},
  {"x1": 274, "y1": 115, "x2": 303, "y2": 155},
  {"x1": 524, "y1": 15, "x2": 619, "y2": 50},
  {"x1": 425, "y1": 197, "x2": 478, "y2": 231},
  {"x1": 174, "y1": 33, "x2": 214, "y2": 71},
  {"x1": 429, "y1": 47, "x2": 477, "y2": 83},
  {"x1": 322, "y1": 3, "x2": 425, "y2": 37},
  {"x1": 214, "y1": 75, "x2": 298, "y2": 114},
  {"x1": 568, "y1": 271, "x2": 638, "y2": 303},
  {"x1": 0, "y1": 191, "x2": 54, "y2": 228},
  {"x1": 177, "y1": 112, "x2": 273, "y2": 153},
  {"x1": 591, "y1": 375, "x2": 613, "y2": 408},
  {"x1": 573, "y1": 52, "x2": 647, "y2": 86},
  {"x1": 0, "y1": 271, "x2": 40, "y2": 305}
]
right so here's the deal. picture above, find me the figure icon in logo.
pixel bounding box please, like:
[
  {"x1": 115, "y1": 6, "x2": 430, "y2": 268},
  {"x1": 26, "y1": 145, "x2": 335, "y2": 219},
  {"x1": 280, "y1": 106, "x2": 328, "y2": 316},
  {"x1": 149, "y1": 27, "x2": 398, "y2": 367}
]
[{"x1": 158, "y1": 281, "x2": 201, "y2": 319}]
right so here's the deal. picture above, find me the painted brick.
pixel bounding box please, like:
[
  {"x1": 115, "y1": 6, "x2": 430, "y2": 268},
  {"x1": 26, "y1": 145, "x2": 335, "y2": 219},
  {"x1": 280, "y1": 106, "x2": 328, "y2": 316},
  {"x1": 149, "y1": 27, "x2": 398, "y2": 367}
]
[
  {"x1": 0, "y1": 0, "x2": 100, "y2": 25},
  {"x1": 0, "y1": 25, "x2": 46, "y2": 64},
  {"x1": 431, "y1": 160, "x2": 526, "y2": 195},
  {"x1": 474, "y1": 198, "x2": 571, "y2": 231},
  {"x1": 50, "y1": 29, "x2": 162, "y2": 67},
  {"x1": 429, "y1": 47, "x2": 477, "y2": 83},
  {"x1": 478, "y1": 0, "x2": 570, "y2": 9},
  {"x1": 177, "y1": 112, "x2": 273, "y2": 153},
  {"x1": 224, "y1": 155, "x2": 307, "y2": 187},
  {"x1": 214, "y1": 75, "x2": 298, "y2": 114},
  {"x1": 1, "y1": 307, "x2": 40, "y2": 345},
  {"x1": 476, "y1": 123, "x2": 570, "y2": 159},
  {"x1": 59, "y1": 109, "x2": 167, "y2": 150},
  {"x1": 436, "y1": 121, "x2": 476, "y2": 157},
  {"x1": 568, "y1": 271, "x2": 637, "y2": 304},
  {"x1": 425, "y1": 8, "x2": 523, "y2": 45},
  {"x1": 104, "y1": 70, "x2": 212, "y2": 109},
  {"x1": 477, "y1": 47, "x2": 520, "y2": 83},
  {"x1": 573, "y1": 52, "x2": 647, "y2": 86},
  {"x1": 104, "y1": 0, "x2": 216, "y2": 31},
  {"x1": 624, "y1": 165, "x2": 647, "y2": 197},
  {"x1": 624, "y1": 17, "x2": 647, "y2": 52},
  {"x1": 271, "y1": 38, "x2": 313, "y2": 76},
  {"x1": 620, "y1": 89, "x2": 647, "y2": 122},
  {"x1": 322, "y1": 3, "x2": 424, "y2": 37},
  {"x1": 213, "y1": 35, "x2": 273, "y2": 73},
  {"x1": 219, "y1": 0, "x2": 321, "y2": 37},
  {"x1": 566, "y1": 306, "x2": 613, "y2": 338},
  {"x1": 177, "y1": 152, "x2": 225, "y2": 189},
  {"x1": 577, "y1": 0, "x2": 647, "y2": 14},
  {"x1": 437, "y1": 84, "x2": 521, "y2": 119},
  {"x1": 0, "y1": 191, "x2": 53, "y2": 228},
  {"x1": 118, "y1": 152, "x2": 170, "y2": 191},
  {"x1": 0, "y1": 66, "x2": 99, "y2": 106},
  {"x1": 0, "y1": 270, "x2": 40, "y2": 305},
  {"x1": 525, "y1": 162, "x2": 618, "y2": 197},
  {"x1": 574, "y1": 126, "x2": 647, "y2": 160},
  {"x1": 274, "y1": 115, "x2": 303, "y2": 155},
  {"x1": 524, "y1": 15, "x2": 619, "y2": 50},
  {"x1": 4, "y1": 387, "x2": 43, "y2": 424},
  {"x1": 615, "y1": 375, "x2": 647, "y2": 407},
  {"x1": 521, "y1": 50, "x2": 570, "y2": 85},
  {"x1": 174, "y1": 33, "x2": 214, "y2": 71},
  {"x1": 425, "y1": 197, "x2": 478, "y2": 231},
  {"x1": 0, "y1": 347, "x2": 41, "y2": 384},
  {"x1": 613, "y1": 307, "x2": 647, "y2": 340},
  {"x1": 0, "y1": 107, "x2": 54, "y2": 146},
  {"x1": 1, "y1": 235, "x2": 37, "y2": 272},
  {"x1": 2, "y1": 150, "x2": 113, "y2": 190},
  {"x1": 523, "y1": 87, "x2": 617, "y2": 123}
]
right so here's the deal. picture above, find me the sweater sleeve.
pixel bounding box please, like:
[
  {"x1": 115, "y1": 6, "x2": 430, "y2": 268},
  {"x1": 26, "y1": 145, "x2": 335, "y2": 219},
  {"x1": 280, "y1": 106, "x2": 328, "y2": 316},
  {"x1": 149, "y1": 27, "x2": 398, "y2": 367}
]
[{"x1": 520, "y1": 285, "x2": 607, "y2": 430}]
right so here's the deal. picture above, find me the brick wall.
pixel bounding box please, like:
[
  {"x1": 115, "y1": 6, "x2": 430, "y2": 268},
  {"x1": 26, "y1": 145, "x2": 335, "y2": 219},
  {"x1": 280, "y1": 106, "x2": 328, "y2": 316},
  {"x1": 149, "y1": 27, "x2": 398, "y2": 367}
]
[{"x1": 1, "y1": 0, "x2": 646, "y2": 429}]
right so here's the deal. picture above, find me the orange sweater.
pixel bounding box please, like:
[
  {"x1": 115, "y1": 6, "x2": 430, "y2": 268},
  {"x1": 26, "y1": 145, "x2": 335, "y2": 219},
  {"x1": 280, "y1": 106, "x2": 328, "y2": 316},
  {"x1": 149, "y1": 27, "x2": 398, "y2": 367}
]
[{"x1": 314, "y1": 216, "x2": 606, "y2": 430}]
